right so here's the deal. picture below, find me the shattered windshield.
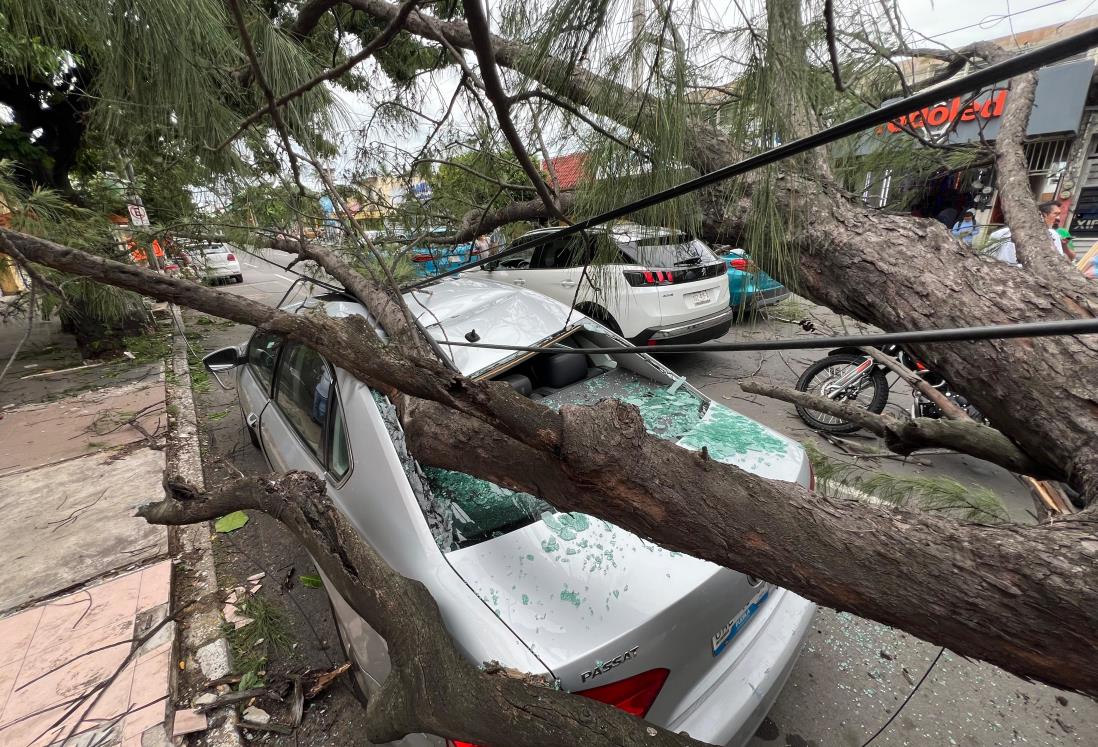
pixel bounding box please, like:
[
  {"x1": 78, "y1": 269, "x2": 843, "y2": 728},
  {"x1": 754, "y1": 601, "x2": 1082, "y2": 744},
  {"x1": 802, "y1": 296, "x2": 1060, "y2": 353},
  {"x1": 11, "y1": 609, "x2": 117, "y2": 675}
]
[{"x1": 414, "y1": 368, "x2": 709, "y2": 550}]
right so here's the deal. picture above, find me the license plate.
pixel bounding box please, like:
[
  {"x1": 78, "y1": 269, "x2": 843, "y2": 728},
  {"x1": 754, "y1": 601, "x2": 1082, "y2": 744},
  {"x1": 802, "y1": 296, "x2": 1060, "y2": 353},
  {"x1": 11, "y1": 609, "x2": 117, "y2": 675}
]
[
  {"x1": 687, "y1": 290, "x2": 711, "y2": 304},
  {"x1": 711, "y1": 588, "x2": 769, "y2": 656}
]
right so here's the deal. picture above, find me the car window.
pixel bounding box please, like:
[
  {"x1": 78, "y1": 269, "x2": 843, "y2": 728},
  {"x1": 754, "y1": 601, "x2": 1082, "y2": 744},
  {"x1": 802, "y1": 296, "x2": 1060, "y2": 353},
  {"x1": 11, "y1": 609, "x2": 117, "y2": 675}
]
[
  {"x1": 274, "y1": 342, "x2": 331, "y2": 459},
  {"x1": 531, "y1": 235, "x2": 591, "y2": 269},
  {"x1": 496, "y1": 244, "x2": 535, "y2": 269},
  {"x1": 618, "y1": 237, "x2": 720, "y2": 267},
  {"x1": 327, "y1": 400, "x2": 351, "y2": 480},
  {"x1": 247, "y1": 331, "x2": 282, "y2": 393}
]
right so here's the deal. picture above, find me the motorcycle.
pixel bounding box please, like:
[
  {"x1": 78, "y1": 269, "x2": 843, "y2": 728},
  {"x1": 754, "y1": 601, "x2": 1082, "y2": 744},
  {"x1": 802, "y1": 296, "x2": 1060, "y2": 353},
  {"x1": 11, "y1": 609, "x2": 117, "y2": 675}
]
[{"x1": 793, "y1": 344, "x2": 983, "y2": 434}]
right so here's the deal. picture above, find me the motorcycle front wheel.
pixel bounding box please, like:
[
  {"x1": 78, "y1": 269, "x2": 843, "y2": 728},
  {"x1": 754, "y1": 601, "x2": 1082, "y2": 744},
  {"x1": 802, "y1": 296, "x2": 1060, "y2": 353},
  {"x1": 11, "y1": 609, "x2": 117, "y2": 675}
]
[{"x1": 794, "y1": 353, "x2": 890, "y2": 434}]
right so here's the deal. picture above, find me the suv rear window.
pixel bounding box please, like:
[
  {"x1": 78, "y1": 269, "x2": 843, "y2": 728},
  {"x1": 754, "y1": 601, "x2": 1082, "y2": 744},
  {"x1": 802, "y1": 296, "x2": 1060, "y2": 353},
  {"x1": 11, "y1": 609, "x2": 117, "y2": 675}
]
[{"x1": 618, "y1": 237, "x2": 720, "y2": 268}]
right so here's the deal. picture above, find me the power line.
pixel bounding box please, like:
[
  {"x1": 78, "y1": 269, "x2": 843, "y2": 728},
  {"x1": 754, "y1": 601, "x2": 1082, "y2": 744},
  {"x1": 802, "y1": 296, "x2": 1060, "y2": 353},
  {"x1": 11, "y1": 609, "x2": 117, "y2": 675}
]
[
  {"x1": 405, "y1": 24, "x2": 1098, "y2": 291},
  {"x1": 861, "y1": 648, "x2": 946, "y2": 746},
  {"x1": 928, "y1": 0, "x2": 1067, "y2": 40},
  {"x1": 433, "y1": 317, "x2": 1098, "y2": 355}
]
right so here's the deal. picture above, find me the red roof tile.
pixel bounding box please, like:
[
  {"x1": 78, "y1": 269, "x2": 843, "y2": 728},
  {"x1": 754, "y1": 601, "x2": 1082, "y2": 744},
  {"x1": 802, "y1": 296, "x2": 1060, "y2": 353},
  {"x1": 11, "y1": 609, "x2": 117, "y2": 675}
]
[{"x1": 542, "y1": 153, "x2": 588, "y2": 191}]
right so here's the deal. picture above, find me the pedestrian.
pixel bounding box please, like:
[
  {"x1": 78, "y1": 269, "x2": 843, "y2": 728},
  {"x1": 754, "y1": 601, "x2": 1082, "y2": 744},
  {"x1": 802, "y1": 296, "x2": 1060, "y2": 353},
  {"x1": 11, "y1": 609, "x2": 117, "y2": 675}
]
[
  {"x1": 474, "y1": 234, "x2": 490, "y2": 257},
  {"x1": 951, "y1": 209, "x2": 978, "y2": 247},
  {"x1": 1055, "y1": 226, "x2": 1077, "y2": 261},
  {"x1": 986, "y1": 201, "x2": 1067, "y2": 266}
]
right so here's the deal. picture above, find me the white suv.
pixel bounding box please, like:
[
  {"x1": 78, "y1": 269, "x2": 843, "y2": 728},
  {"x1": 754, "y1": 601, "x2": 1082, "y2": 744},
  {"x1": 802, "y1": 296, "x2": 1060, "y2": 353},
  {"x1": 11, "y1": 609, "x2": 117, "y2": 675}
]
[{"x1": 477, "y1": 225, "x2": 733, "y2": 344}]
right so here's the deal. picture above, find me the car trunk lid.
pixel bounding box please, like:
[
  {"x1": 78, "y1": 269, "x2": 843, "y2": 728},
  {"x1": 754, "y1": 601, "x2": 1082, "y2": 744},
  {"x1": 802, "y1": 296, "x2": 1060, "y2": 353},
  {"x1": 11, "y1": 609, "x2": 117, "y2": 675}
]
[{"x1": 438, "y1": 368, "x2": 804, "y2": 722}]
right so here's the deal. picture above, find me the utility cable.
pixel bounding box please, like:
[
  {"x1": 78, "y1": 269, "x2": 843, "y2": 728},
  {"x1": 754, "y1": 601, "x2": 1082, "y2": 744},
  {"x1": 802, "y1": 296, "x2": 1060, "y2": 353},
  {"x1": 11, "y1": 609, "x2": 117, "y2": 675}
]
[
  {"x1": 861, "y1": 647, "x2": 946, "y2": 746},
  {"x1": 405, "y1": 24, "x2": 1098, "y2": 291},
  {"x1": 431, "y1": 316, "x2": 1098, "y2": 355}
]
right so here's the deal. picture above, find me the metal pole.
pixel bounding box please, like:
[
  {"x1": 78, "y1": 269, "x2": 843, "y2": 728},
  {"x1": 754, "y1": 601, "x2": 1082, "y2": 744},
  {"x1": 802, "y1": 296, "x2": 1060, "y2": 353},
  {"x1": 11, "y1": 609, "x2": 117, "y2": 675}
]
[{"x1": 124, "y1": 161, "x2": 162, "y2": 273}]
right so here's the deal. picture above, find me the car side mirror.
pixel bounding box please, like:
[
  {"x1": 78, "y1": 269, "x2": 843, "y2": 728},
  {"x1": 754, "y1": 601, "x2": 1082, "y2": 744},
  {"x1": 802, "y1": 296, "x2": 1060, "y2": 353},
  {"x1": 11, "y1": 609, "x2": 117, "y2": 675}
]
[{"x1": 203, "y1": 346, "x2": 244, "y2": 390}]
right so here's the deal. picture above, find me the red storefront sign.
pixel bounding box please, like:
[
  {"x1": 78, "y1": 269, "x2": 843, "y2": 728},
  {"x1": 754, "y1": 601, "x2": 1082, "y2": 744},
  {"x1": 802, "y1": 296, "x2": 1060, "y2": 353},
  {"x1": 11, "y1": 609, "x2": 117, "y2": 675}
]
[{"x1": 877, "y1": 89, "x2": 1008, "y2": 135}]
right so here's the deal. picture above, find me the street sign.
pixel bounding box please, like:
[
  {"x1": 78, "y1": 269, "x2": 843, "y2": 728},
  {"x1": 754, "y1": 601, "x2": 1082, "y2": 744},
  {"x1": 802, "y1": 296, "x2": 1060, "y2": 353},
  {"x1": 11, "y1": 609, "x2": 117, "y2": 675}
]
[{"x1": 127, "y1": 204, "x2": 150, "y2": 226}]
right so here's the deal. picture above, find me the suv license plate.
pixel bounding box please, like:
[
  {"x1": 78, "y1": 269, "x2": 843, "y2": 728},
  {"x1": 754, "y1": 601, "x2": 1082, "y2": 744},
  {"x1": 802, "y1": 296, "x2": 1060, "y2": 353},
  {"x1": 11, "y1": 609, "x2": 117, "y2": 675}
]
[{"x1": 688, "y1": 290, "x2": 711, "y2": 304}]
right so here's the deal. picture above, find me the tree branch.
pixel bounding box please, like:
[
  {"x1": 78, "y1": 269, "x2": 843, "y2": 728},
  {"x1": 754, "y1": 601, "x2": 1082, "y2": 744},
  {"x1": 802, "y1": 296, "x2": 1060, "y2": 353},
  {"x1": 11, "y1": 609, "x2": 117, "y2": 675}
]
[
  {"x1": 738, "y1": 378, "x2": 1052, "y2": 478},
  {"x1": 823, "y1": 0, "x2": 844, "y2": 91},
  {"x1": 217, "y1": 0, "x2": 420, "y2": 153},
  {"x1": 463, "y1": 0, "x2": 570, "y2": 222},
  {"x1": 993, "y1": 72, "x2": 1065, "y2": 274},
  {"x1": 226, "y1": 0, "x2": 306, "y2": 188}
]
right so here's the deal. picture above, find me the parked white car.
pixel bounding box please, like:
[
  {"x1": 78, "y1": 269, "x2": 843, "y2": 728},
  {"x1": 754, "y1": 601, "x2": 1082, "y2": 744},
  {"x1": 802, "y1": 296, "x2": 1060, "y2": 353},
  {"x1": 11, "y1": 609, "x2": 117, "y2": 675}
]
[
  {"x1": 184, "y1": 243, "x2": 243, "y2": 284},
  {"x1": 204, "y1": 275, "x2": 813, "y2": 746},
  {"x1": 474, "y1": 225, "x2": 734, "y2": 344}
]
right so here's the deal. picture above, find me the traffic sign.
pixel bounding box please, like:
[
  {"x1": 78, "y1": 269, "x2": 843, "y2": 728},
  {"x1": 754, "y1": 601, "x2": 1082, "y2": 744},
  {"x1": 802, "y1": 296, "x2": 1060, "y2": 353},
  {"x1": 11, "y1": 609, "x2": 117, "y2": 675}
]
[{"x1": 127, "y1": 204, "x2": 150, "y2": 226}]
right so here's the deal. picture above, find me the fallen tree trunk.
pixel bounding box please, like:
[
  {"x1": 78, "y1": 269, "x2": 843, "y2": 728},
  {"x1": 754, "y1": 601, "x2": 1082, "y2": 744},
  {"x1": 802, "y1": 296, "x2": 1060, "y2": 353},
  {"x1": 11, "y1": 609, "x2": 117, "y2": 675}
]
[
  {"x1": 349, "y1": 0, "x2": 1098, "y2": 503},
  {"x1": 7, "y1": 228, "x2": 1098, "y2": 700}
]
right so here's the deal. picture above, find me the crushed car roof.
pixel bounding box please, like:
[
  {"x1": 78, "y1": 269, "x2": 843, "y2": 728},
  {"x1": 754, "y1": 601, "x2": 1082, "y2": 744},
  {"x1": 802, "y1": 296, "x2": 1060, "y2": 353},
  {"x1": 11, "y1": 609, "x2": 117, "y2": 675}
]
[{"x1": 403, "y1": 276, "x2": 577, "y2": 376}]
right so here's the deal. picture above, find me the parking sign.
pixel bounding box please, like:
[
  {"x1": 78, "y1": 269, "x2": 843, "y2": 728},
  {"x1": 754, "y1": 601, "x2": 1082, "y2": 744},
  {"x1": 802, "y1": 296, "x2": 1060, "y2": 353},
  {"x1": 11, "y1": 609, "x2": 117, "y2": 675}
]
[{"x1": 127, "y1": 204, "x2": 150, "y2": 226}]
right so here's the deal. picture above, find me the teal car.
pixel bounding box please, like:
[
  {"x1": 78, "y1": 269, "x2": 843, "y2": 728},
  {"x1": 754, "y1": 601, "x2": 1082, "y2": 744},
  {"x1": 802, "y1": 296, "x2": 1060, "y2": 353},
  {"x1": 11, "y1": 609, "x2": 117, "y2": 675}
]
[{"x1": 720, "y1": 248, "x2": 790, "y2": 309}]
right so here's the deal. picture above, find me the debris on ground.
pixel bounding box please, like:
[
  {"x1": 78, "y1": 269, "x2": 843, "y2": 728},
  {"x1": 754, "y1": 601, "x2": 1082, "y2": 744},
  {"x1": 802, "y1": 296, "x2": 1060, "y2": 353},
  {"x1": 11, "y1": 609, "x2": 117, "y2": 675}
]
[{"x1": 214, "y1": 510, "x2": 250, "y2": 533}]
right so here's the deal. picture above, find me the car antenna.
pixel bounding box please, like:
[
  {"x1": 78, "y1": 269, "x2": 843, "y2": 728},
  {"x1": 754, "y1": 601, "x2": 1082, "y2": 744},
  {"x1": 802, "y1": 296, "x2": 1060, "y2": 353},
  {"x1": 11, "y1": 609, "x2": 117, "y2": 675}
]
[{"x1": 465, "y1": 329, "x2": 481, "y2": 342}]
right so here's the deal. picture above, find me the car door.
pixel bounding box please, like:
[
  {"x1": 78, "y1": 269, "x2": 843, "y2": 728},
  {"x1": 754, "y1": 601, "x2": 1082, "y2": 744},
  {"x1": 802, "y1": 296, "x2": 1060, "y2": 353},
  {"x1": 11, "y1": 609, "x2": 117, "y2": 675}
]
[
  {"x1": 259, "y1": 340, "x2": 337, "y2": 474},
  {"x1": 238, "y1": 330, "x2": 281, "y2": 454},
  {"x1": 523, "y1": 234, "x2": 591, "y2": 305},
  {"x1": 482, "y1": 241, "x2": 535, "y2": 288}
]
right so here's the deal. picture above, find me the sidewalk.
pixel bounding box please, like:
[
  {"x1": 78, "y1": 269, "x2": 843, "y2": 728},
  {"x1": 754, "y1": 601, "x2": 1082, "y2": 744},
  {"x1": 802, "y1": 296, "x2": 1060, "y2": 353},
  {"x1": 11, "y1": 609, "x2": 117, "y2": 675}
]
[{"x1": 0, "y1": 309, "x2": 175, "y2": 746}]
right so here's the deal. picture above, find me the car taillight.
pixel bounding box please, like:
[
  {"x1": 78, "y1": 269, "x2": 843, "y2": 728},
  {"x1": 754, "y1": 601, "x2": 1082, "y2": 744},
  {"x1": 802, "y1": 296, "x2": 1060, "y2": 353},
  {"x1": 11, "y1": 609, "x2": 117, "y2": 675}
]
[
  {"x1": 226, "y1": 253, "x2": 236, "y2": 261},
  {"x1": 412, "y1": 253, "x2": 433, "y2": 262},
  {"x1": 575, "y1": 668, "x2": 670, "y2": 718},
  {"x1": 727, "y1": 257, "x2": 750, "y2": 271},
  {"x1": 447, "y1": 669, "x2": 669, "y2": 745},
  {"x1": 623, "y1": 269, "x2": 675, "y2": 287}
]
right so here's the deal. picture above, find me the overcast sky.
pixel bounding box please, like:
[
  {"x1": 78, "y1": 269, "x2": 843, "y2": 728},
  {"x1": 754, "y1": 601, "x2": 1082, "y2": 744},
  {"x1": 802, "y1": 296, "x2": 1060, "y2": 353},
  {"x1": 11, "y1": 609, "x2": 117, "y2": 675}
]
[{"x1": 896, "y1": 0, "x2": 1095, "y2": 45}]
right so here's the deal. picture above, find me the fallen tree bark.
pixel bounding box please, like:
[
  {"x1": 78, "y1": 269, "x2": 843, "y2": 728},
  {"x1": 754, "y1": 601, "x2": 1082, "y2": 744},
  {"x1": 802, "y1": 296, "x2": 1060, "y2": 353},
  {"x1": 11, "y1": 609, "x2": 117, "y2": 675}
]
[{"x1": 7, "y1": 228, "x2": 1098, "y2": 700}]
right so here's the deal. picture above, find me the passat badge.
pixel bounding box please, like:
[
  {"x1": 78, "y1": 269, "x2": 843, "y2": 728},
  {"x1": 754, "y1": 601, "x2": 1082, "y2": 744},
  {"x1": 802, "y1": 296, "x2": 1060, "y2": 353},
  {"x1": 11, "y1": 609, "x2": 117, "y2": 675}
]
[{"x1": 580, "y1": 645, "x2": 639, "y2": 682}]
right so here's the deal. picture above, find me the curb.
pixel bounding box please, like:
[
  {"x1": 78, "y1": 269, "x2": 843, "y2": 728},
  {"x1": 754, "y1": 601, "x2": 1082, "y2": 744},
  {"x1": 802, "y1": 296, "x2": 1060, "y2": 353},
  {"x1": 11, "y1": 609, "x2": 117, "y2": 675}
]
[{"x1": 164, "y1": 306, "x2": 244, "y2": 746}]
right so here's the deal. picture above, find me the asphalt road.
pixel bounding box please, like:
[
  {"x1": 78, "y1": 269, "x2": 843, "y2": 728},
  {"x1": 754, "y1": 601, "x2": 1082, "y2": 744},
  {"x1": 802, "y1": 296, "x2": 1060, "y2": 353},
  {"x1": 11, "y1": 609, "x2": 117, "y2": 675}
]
[{"x1": 193, "y1": 257, "x2": 1095, "y2": 747}]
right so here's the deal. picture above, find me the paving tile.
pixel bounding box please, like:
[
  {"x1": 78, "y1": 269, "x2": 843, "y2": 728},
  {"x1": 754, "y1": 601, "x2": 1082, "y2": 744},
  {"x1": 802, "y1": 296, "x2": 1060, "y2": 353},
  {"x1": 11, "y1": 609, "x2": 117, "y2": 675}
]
[
  {"x1": 0, "y1": 703, "x2": 69, "y2": 746},
  {"x1": 31, "y1": 571, "x2": 141, "y2": 648},
  {"x1": 171, "y1": 707, "x2": 207, "y2": 737},
  {"x1": 1, "y1": 635, "x2": 130, "y2": 725},
  {"x1": 17, "y1": 615, "x2": 133, "y2": 683},
  {"x1": 136, "y1": 563, "x2": 171, "y2": 615},
  {"x1": 0, "y1": 662, "x2": 20, "y2": 720},
  {"x1": 121, "y1": 697, "x2": 166, "y2": 741},
  {"x1": 0, "y1": 606, "x2": 43, "y2": 667},
  {"x1": 78, "y1": 660, "x2": 135, "y2": 725},
  {"x1": 129, "y1": 643, "x2": 170, "y2": 706}
]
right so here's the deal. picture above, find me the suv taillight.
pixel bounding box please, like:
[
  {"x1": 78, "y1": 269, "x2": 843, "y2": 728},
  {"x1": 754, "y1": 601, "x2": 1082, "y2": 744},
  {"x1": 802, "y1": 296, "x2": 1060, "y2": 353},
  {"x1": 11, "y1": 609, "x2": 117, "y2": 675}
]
[
  {"x1": 226, "y1": 253, "x2": 236, "y2": 262},
  {"x1": 623, "y1": 269, "x2": 675, "y2": 286},
  {"x1": 576, "y1": 668, "x2": 670, "y2": 718},
  {"x1": 625, "y1": 264, "x2": 723, "y2": 286}
]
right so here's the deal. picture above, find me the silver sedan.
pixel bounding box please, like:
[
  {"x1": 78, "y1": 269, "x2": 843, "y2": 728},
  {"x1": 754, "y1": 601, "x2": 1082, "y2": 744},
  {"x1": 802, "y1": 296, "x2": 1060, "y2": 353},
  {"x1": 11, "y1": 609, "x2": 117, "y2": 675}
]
[{"x1": 205, "y1": 275, "x2": 815, "y2": 746}]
